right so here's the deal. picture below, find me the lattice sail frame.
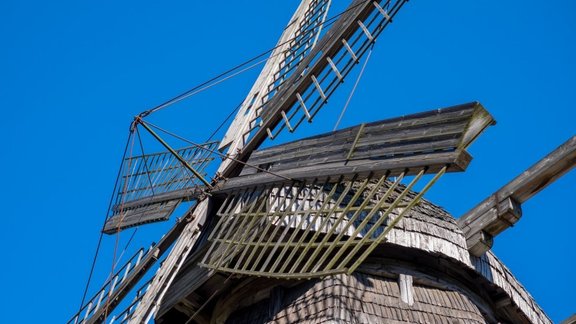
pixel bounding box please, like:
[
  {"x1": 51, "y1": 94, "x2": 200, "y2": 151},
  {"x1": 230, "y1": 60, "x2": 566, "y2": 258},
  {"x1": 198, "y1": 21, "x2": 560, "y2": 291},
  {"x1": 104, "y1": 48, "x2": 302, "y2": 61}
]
[
  {"x1": 201, "y1": 102, "x2": 495, "y2": 279},
  {"x1": 201, "y1": 169, "x2": 445, "y2": 278},
  {"x1": 217, "y1": 0, "x2": 331, "y2": 173},
  {"x1": 103, "y1": 142, "x2": 218, "y2": 234}
]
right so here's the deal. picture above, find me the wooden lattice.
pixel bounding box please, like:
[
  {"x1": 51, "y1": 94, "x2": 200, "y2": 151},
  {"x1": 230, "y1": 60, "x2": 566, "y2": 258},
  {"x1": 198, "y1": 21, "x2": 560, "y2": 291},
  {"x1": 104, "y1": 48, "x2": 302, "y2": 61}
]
[
  {"x1": 103, "y1": 142, "x2": 218, "y2": 234},
  {"x1": 201, "y1": 168, "x2": 445, "y2": 278}
]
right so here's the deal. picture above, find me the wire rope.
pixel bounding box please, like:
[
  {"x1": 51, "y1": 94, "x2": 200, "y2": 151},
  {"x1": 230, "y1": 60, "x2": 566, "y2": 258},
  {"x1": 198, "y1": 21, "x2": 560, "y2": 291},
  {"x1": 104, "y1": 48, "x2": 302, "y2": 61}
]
[
  {"x1": 333, "y1": 44, "x2": 374, "y2": 131},
  {"x1": 141, "y1": 120, "x2": 293, "y2": 181},
  {"x1": 138, "y1": 0, "x2": 373, "y2": 118},
  {"x1": 78, "y1": 130, "x2": 134, "y2": 312},
  {"x1": 76, "y1": 1, "x2": 383, "y2": 320}
]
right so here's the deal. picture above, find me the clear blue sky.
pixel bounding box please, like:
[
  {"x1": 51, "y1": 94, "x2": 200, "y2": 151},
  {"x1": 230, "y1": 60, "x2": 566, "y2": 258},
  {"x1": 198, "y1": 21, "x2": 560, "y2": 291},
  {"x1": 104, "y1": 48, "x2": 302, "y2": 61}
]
[{"x1": 1, "y1": 1, "x2": 574, "y2": 322}]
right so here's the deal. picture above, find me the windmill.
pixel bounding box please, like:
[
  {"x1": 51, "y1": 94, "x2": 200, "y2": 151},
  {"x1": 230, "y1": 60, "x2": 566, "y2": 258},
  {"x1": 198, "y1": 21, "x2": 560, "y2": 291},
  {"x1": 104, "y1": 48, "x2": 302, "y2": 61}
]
[{"x1": 68, "y1": 1, "x2": 575, "y2": 323}]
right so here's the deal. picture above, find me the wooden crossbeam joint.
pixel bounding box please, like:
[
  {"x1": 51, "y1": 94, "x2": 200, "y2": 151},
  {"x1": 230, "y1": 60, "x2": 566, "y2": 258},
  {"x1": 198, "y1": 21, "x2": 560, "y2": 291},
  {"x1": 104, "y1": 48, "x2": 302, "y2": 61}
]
[
  {"x1": 466, "y1": 230, "x2": 494, "y2": 257},
  {"x1": 463, "y1": 196, "x2": 522, "y2": 257},
  {"x1": 136, "y1": 118, "x2": 213, "y2": 190}
]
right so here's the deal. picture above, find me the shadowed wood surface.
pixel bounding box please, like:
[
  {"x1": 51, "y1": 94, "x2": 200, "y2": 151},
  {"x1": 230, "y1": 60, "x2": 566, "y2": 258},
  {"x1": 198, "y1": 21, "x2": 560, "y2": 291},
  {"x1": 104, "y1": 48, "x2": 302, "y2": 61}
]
[{"x1": 226, "y1": 272, "x2": 487, "y2": 324}]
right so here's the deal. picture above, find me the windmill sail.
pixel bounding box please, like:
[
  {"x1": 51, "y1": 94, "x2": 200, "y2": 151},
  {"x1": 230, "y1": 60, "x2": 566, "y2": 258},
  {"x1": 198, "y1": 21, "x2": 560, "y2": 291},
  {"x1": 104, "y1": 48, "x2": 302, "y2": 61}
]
[
  {"x1": 201, "y1": 103, "x2": 494, "y2": 278},
  {"x1": 220, "y1": 0, "x2": 410, "y2": 179},
  {"x1": 217, "y1": 0, "x2": 332, "y2": 173},
  {"x1": 217, "y1": 102, "x2": 493, "y2": 192},
  {"x1": 70, "y1": 1, "x2": 438, "y2": 322},
  {"x1": 127, "y1": 0, "x2": 415, "y2": 321},
  {"x1": 68, "y1": 0, "x2": 572, "y2": 323},
  {"x1": 103, "y1": 142, "x2": 218, "y2": 234}
]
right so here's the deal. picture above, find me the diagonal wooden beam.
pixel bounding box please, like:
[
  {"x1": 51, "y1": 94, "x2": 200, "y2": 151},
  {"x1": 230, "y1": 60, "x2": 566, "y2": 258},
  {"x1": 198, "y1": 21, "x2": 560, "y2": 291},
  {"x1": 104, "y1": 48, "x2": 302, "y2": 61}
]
[
  {"x1": 80, "y1": 201, "x2": 204, "y2": 324},
  {"x1": 220, "y1": 0, "x2": 410, "y2": 179},
  {"x1": 459, "y1": 135, "x2": 576, "y2": 256}
]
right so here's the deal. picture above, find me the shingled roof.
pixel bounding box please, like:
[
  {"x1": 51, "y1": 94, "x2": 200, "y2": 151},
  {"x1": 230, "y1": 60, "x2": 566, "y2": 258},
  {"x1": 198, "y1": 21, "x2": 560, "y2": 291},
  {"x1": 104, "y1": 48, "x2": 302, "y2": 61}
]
[{"x1": 157, "y1": 186, "x2": 551, "y2": 324}]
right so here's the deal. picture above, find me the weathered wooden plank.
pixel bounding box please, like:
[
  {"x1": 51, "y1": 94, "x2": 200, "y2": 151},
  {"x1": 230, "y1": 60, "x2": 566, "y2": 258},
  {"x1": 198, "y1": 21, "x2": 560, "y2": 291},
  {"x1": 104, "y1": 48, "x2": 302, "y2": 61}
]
[
  {"x1": 217, "y1": 102, "x2": 495, "y2": 193},
  {"x1": 103, "y1": 199, "x2": 181, "y2": 234},
  {"x1": 112, "y1": 187, "x2": 203, "y2": 211},
  {"x1": 262, "y1": 137, "x2": 461, "y2": 172},
  {"x1": 216, "y1": 150, "x2": 470, "y2": 193},
  {"x1": 234, "y1": 103, "x2": 492, "y2": 188},
  {"x1": 245, "y1": 124, "x2": 466, "y2": 168},
  {"x1": 459, "y1": 135, "x2": 576, "y2": 256},
  {"x1": 247, "y1": 103, "x2": 479, "y2": 163},
  {"x1": 497, "y1": 136, "x2": 576, "y2": 203}
]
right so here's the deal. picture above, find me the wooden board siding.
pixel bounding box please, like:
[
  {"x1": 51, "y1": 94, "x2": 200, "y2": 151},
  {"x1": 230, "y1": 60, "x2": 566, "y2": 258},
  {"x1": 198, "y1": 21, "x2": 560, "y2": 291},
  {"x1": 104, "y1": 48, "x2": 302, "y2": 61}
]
[
  {"x1": 226, "y1": 272, "x2": 487, "y2": 324},
  {"x1": 215, "y1": 102, "x2": 493, "y2": 193},
  {"x1": 157, "y1": 192, "x2": 551, "y2": 324},
  {"x1": 382, "y1": 198, "x2": 551, "y2": 324}
]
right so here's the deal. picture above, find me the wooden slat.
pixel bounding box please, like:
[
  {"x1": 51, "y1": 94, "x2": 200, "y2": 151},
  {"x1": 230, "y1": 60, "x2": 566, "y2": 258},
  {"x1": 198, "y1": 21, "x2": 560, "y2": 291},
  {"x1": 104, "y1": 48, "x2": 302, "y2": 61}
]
[
  {"x1": 459, "y1": 135, "x2": 576, "y2": 256},
  {"x1": 111, "y1": 187, "x2": 203, "y2": 211},
  {"x1": 247, "y1": 99, "x2": 479, "y2": 165},
  {"x1": 216, "y1": 103, "x2": 493, "y2": 193},
  {"x1": 201, "y1": 166, "x2": 446, "y2": 279},
  {"x1": 217, "y1": 150, "x2": 469, "y2": 193},
  {"x1": 103, "y1": 199, "x2": 181, "y2": 234}
]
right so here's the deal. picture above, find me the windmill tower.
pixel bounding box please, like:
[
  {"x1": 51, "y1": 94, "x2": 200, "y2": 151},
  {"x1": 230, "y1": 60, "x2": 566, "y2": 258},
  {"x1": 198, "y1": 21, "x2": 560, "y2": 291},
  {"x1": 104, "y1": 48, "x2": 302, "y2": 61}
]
[{"x1": 68, "y1": 1, "x2": 575, "y2": 323}]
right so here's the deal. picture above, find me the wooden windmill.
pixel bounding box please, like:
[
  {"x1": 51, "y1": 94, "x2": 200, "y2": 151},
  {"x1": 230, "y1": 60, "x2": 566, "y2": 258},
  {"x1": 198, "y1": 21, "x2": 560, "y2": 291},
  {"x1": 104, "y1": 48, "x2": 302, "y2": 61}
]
[{"x1": 69, "y1": 1, "x2": 575, "y2": 323}]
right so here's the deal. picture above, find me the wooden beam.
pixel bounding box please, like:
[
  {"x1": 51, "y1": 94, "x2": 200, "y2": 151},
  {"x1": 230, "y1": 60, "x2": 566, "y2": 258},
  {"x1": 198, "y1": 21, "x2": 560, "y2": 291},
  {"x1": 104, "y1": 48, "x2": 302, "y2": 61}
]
[
  {"x1": 459, "y1": 136, "x2": 576, "y2": 256},
  {"x1": 112, "y1": 187, "x2": 203, "y2": 211},
  {"x1": 216, "y1": 151, "x2": 469, "y2": 193},
  {"x1": 220, "y1": 0, "x2": 410, "y2": 179},
  {"x1": 216, "y1": 0, "x2": 322, "y2": 173},
  {"x1": 129, "y1": 199, "x2": 212, "y2": 323},
  {"x1": 102, "y1": 186, "x2": 207, "y2": 234},
  {"x1": 85, "y1": 201, "x2": 203, "y2": 324}
]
